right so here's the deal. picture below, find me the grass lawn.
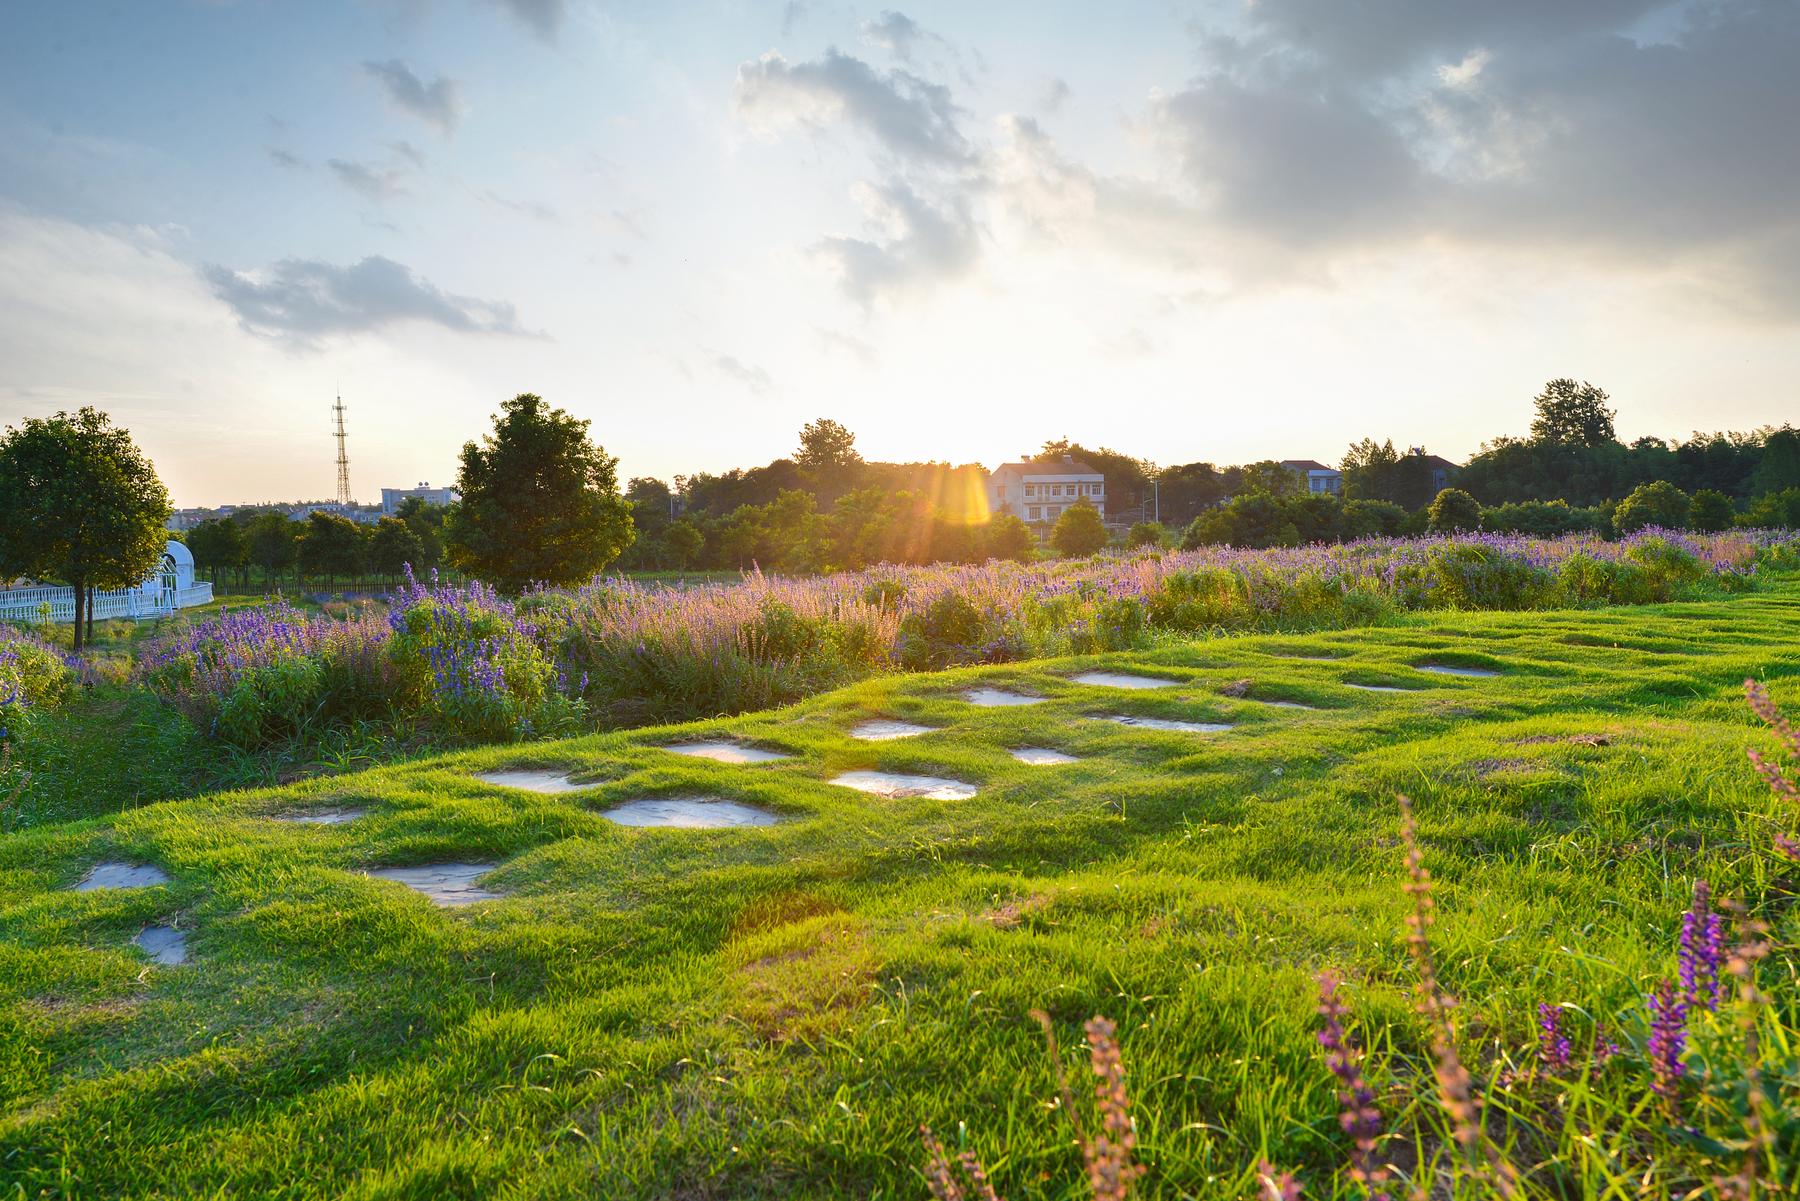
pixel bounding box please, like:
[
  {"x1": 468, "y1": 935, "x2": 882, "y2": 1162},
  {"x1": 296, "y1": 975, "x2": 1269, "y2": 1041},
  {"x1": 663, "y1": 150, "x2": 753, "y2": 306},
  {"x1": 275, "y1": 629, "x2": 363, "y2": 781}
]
[{"x1": 2, "y1": 587, "x2": 1797, "y2": 1198}]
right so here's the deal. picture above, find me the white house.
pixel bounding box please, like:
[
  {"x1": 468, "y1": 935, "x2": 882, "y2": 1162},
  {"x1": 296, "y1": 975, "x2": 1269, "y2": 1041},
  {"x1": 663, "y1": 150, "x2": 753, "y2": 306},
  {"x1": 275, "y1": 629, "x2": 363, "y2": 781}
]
[
  {"x1": 987, "y1": 455, "x2": 1106, "y2": 524},
  {"x1": 381, "y1": 483, "x2": 459, "y2": 514},
  {"x1": 0, "y1": 541, "x2": 213, "y2": 625},
  {"x1": 1281, "y1": 460, "x2": 1343, "y2": 496}
]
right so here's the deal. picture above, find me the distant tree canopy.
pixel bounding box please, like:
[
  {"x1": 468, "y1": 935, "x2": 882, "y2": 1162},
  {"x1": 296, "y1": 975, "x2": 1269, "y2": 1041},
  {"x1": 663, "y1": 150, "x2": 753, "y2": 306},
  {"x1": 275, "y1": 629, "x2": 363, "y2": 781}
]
[
  {"x1": 1050, "y1": 499, "x2": 1108, "y2": 557},
  {"x1": 367, "y1": 516, "x2": 425, "y2": 580},
  {"x1": 298, "y1": 512, "x2": 366, "y2": 585},
  {"x1": 1613, "y1": 480, "x2": 1692, "y2": 534},
  {"x1": 0, "y1": 406, "x2": 171, "y2": 652},
  {"x1": 1426, "y1": 488, "x2": 1483, "y2": 534},
  {"x1": 446, "y1": 393, "x2": 635, "y2": 592},
  {"x1": 1530, "y1": 379, "x2": 1617, "y2": 448},
  {"x1": 187, "y1": 518, "x2": 246, "y2": 585}
]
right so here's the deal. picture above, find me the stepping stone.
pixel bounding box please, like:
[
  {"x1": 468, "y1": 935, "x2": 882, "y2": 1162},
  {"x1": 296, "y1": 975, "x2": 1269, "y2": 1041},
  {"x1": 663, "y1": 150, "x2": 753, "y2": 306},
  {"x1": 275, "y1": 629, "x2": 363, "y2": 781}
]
[
  {"x1": 1345, "y1": 683, "x2": 1414, "y2": 694},
  {"x1": 73, "y1": 863, "x2": 171, "y2": 891},
  {"x1": 848, "y1": 720, "x2": 936, "y2": 741},
  {"x1": 831, "y1": 770, "x2": 978, "y2": 800},
  {"x1": 134, "y1": 925, "x2": 188, "y2": 965},
  {"x1": 599, "y1": 797, "x2": 780, "y2": 828},
  {"x1": 271, "y1": 808, "x2": 366, "y2": 825},
  {"x1": 962, "y1": 688, "x2": 1044, "y2": 707},
  {"x1": 1070, "y1": 671, "x2": 1181, "y2": 689},
  {"x1": 365, "y1": 863, "x2": 504, "y2": 906},
  {"x1": 475, "y1": 769, "x2": 595, "y2": 793},
  {"x1": 1011, "y1": 747, "x2": 1079, "y2": 765},
  {"x1": 1416, "y1": 664, "x2": 1500, "y2": 678},
  {"x1": 659, "y1": 741, "x2": 789, "y2": 764},
  {"x1": 1104, "y1": 715, "x2": 1233, "y2": 733}
]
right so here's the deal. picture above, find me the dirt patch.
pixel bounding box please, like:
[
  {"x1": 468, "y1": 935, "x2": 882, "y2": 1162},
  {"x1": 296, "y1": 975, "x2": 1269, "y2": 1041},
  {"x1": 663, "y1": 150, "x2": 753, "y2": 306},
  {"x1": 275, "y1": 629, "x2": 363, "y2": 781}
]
[
  {"x1": 1512, "y1": 733, "x2": 1612, "y2": 747},
  {"x1": 731, "y1": 890, "x2": 848, "y2": 938},
  {"x1": 1219, "y1": 678, "x2": 1252, "y2": 698},
  {"x1": 730, "y1": 919, "x2": 879, "y2": 1044},
  {"x1": 980, "y1": 892, "x2": 1054, "y2": 930}
]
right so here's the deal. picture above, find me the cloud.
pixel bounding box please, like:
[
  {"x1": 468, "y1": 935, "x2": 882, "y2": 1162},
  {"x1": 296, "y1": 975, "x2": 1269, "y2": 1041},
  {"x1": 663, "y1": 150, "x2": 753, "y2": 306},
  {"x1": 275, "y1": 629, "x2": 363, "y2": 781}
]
[
  {"x1": 815, "y1": 178, "x2": 981, "y2": 308},
  {"x1": 478, "y1": 190, "x2": 558, "y2": 221},
  {"x1": 267, "y1": 148, "x2": 306, "y2": 169},
  {"x1": 490, "y1": 0, "x2": 564, "y2": 43},
  {"x1": 361, "y1": 60, "x2": 462, "y2": 134},
  {"x1": 1038, "y1": 77, "x2": 1071, "y2": 113},
  {"x1": 780, "y1": 1, "x2": 808, "y2": 35},
  {"x1": 734, "y1": 49, "x2": 973, "y2": 168},
  {"x1": 708, "y1": 352, "x2": 771, "y2": 393},
  {"x1": 327, "y1": 158, "x2": 410, "y2": 201},
  {"x1": 815, "y1": 327, "x2": 879, "y2": 366},
  {"x1": 203, "y1": 255, "x2": 534, "y2": 344}
]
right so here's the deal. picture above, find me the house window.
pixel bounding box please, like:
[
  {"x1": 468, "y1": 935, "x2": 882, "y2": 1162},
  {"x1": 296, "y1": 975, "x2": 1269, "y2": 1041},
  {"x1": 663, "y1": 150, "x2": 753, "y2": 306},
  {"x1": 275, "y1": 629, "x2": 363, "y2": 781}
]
[{"x1": 1028, "y1": 506, "x2": 1041, "y2": 520}]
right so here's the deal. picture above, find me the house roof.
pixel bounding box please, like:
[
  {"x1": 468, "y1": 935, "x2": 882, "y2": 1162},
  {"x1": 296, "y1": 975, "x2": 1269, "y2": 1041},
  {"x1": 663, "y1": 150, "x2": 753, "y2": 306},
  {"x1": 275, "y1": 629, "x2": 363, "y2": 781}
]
[
  {"x1": 1413, "y1": 453, "x2": 1461, "y2": 471},
  {"x1": 992, "y1": 456, "x2": 1102, "y2": 476},
  {"x1": 1281, "y1": 459, "x2": 1336, "y2": 473}
]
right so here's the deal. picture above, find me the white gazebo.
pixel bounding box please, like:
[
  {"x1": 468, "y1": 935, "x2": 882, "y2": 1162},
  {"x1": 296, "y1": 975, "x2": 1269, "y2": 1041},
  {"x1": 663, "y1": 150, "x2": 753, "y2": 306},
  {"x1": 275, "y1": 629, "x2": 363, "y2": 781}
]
[{"x1": 0, "y1": 540, "x2": 214, "y2": 625}]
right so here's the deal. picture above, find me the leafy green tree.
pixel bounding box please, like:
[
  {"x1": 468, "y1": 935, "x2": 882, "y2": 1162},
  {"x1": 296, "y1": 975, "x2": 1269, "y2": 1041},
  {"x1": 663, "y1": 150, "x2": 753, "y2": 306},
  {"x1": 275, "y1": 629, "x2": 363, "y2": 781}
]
[
  {"x1": 367, "y1": 517, "x2": 425, "y2": 581},
  {"x1": 664, "y1": 519, "x2": 704, "y2": 569},
  {"x1": 0, "y1": 407, "x2": 171, "y2": 652},
  {"x1": 1236, "y1": 460, "x2": 1299, "y2": 497},
  {"x1": 297, "y1": 512, "x2": 367, "y2": 586},
  {"x1": 1050, "y1": 499, "x2": 1108, "y2": 557},
  {"x1": 1688, "y1": 489, "x2": 1736, "y2": 533},
  {"x1": 394, "y1": 497, "x2": 446, "y2": 570},
  {"x1": 1750, "y1": 427, "x2": 1800, "y2": 495},
  {"x1": 446, "y1": 393, "x2": 635, "y2": 591},
  {"x1": 187, "y1": 518, "x2": 245, "y2": 586},
  {"x1": 1341, "y1": 499, "x2": 1408, "y2": 539},
  {"x1": 1126, "y1": 521, "x2": 1166, "y2": 549},
  {"x1": 1741, "y1": 488, "x2": 1800, "y2": 529},
  {"x1": 1613, "y1": 480, "x2": 1691, "y2": 533},
  {"x1": 246, "y1": 512, "x2": 298, "y2": 589},
  {"x1": 984, "y1": 513, "x2": 1034, "y2": 562},
  {"x1": 794, "y1": 418, "x2": 862, "y2": 475},
  {"x1": 1529, "y1": 379, "x2": 1617, "y2": 447},
  {"x1": 1426, "y1": 488, "x2": 1482, "y2": 533},
  {"x1": 1340, "y1": 438, "x2": 1402, "y2": 502}
]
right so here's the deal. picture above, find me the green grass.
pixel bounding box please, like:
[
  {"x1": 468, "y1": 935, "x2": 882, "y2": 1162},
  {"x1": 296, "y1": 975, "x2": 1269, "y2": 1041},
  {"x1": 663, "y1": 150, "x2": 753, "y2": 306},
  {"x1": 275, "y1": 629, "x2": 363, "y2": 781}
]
[{"x1": 2, "y1": 588, "x2": 1797, "y2": 1198}]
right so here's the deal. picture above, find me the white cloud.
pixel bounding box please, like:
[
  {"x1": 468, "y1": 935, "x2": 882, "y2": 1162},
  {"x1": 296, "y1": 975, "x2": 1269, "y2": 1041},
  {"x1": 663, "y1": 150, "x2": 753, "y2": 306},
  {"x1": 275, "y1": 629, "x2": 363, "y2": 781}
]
[
  {"x1": 362, "y1": 60, "x2": 463, "y2": 134},
  {"x1": 203, "y1": 255, "x2": 535, "y2": 344}
]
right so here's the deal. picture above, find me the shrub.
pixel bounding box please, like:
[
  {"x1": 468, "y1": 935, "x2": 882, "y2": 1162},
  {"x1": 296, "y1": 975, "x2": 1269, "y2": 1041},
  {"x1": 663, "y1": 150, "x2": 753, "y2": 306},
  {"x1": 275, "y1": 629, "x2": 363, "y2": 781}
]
[
  {"x1": 1614, "y1": 480, "x2": 1692, "y2": 533},
  {"x1": 1049, "y1": 500, "x2": 1107, "y2": 557},
  {"x1": 1689, "y1": 489, "x2": 1735, "y2": 533},
  {"x1": 1397, "y1": 543, "x2": 1559, "y2": 609},
  {"x1": 1623, "y1": 534, "x2": 1708, "y2": 600},
  {"x1": 984, "y1": 513, "x2": 1035, "y2": 562},
  {"x1": 1426, "y1": 488, "x2": 1482, "y2": 533},
  {"x1": 1125, "y1": 521, "x2": 1165, "y2": 549},
  {"x1": 0, "y1": 626, "x2": 71, "y2": 734},
  {"x1": 1481, "y1": 499, "x2": 1605, "y2": 537}
]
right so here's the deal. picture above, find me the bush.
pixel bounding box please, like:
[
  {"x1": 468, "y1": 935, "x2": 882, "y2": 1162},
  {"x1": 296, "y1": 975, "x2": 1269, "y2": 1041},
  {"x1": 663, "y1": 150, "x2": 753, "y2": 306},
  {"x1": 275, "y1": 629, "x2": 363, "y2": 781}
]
[
  {"x1": 1426, "y1": 488, "x2": 1482, "y2": 533},
  {"x1": 984, "y1": 514, "x2": 1035, "y2": 562},
  {"x1": 1397, "y1": 544, "x2": 1559, "y2": 609},
  {"x1": 1688, "y1": 490, "x2": 1735, "y2": 533},
  {"x1": 1622, "y1": 534, "x2": 1708, "y2": 600},
  {"x1": 1341, "y1": 499, "x2": 1407, "y2": 539},
  {"x1": 0, "y1": 626, "x2": 71, "y2": 734},
  {"x1": 1126, "y1": 522, "x2": 1166, "y2": 549},
  {"x1": 1614, "y1": 480, "x2": 1691, "y2": 533},
  {"x1": 1050, "y1": 500, "x2": 1108, "y2": 557},
  {"x1": 1480, "y1": 499, "x2": 1605, "y2": 537}
]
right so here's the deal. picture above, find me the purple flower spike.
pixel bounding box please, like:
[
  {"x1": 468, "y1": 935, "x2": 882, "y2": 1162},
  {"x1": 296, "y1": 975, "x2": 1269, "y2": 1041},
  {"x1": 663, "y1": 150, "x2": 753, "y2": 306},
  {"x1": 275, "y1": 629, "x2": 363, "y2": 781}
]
[
  {"x1": 1536, "y1": 1003, "x2": 1571, "y2": 1073},
  {"x1": 1678, "y1": 879, "x2": 1725, "y2": 1013},
  {"x1": 1647, "y1": 979, "x2": 1688, "y2": 1099}
]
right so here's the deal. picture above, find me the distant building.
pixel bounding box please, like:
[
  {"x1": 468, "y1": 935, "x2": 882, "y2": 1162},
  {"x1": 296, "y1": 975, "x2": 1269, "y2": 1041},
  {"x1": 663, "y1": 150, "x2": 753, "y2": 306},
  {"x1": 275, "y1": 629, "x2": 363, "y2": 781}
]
[
  {"x1": 1408, "y1": 450, "x2": 1460, "y2": 493},
  {"x1": 1281, "y1": 460, "x2": 1343, "y2": 496},
  {"x1": 381, "y1": 482, "x2": 459, "y2": 514},
  {"x1": 987, "y1": 455, "x2": 1106, "y2": 524}
]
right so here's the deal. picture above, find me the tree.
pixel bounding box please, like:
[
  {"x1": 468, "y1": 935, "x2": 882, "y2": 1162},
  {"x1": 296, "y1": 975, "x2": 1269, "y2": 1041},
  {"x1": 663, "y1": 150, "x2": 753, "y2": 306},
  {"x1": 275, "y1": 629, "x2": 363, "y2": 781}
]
[
  {"x1": 1050, "y1": 499, "x2": 1108, "y2": 557},
  {"x1": 246, "y1": 512, "x2": 299, "y2": 588},
  {"x1": 367, "y1": 517, "x2": 425, "y2": 581},
  {"x1": 1340, "y1": 438, "x2": 1402, "y2": 503},
  {"x1": 1613, "y1": 480, "x2": 1691, "y2": 533},
  {"x1": 1529, "y1": 379, "x2": 1617, "y2": 448},
  {"x1": 445, "y1": 393, "x2": 635, "y2": 591},
  {"x1": 984, "y1": 513, "x2": 1034, "y2": 562},
  {"x1": 664, "y1": 519, "x2": 704, "y2": 569},
  {"x1": 1750, "y1": 427, "x2": 1800, "y2": 495},
  {"x1": 297, "y1": 512, "x2": 367, "y2": 587},
  {"x1": 0, "y1": 407, "x2": 171, "y2": 653},
  {"x1": 794, "y1": 418, "x2": 862, "y2": 475},
  {"x1": 394, "y1": 496, "x2": 446, "y2": 570},
  {"x1": 1236, "y1": 460, "x2": 1299, "y2": 498},
  {"x1": 1426, "y1": 488, "x2": 1482, "y2": 533},
  {"x1": 1689, "y1": 489, "x2": 1735, "y2": 533},
  {"x1": 187, "y1": 518, "x2": 245, "y2": 586}
]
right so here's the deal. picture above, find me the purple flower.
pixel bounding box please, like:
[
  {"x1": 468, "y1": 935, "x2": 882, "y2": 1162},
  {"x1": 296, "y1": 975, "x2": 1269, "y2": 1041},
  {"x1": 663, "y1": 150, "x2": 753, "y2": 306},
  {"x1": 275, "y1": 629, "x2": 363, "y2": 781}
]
[
  {"x1": 1647, "y1": 979, "x2": 1688, "y2": 1099},
  {"x1": 1536, "y1": 1003, "x2": 1571, "y2": 1072},
  {"x1": 1678, "y1": 879, "x2": 1725, "y2": 1013}
]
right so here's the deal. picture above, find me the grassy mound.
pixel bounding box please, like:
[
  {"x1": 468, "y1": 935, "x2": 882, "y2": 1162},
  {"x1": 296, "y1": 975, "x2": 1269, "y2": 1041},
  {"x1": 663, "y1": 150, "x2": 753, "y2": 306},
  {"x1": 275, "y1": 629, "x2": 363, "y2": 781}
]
[{"x1": 2, "y1": 588, "x2": 1797, "y2": 1198}]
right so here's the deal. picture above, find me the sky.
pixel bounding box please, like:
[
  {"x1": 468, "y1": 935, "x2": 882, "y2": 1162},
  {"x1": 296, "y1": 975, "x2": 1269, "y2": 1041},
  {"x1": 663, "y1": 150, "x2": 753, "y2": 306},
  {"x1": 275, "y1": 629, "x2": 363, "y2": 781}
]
[{"x1": 1, "y1": 0, "x2": 1797, "y2": 507}]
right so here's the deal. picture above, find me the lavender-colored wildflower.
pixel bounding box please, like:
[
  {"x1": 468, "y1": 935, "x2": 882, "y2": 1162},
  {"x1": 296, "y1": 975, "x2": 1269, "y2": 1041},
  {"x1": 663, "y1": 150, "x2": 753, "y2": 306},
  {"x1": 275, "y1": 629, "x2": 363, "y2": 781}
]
[
  {"x1": 1536, "y1": 1004, "x2": 1571, "y2": 1072},
  {"x1": 1647, "y1": 979, "x2": 1689, "y2": 1099},
  {"x1": 1316, "y1": 971, "x2": 1390, "y2": 1199},
  {"x1": 1679, "y1": 879, "x2": 1725, "y2": 1013}
]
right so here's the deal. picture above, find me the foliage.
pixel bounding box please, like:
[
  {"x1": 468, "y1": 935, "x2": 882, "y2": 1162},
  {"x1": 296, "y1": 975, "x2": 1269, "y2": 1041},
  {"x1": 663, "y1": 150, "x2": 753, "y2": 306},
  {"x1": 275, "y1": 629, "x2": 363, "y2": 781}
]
[
  {"x1": 1426, "y1": 487, "x2": 1482, "y2": 533},
  {"x1": 1125, "y1": 521, "x2": 1165, "y2": 549},
  {"x1": 367, "y1": 517, "x2": 425, "y2": 580},
  {"x1": 1050, "y1": 499, "x2": 1108, "y2": 557},
  {"x1": 1479, "y1": 498, "x2": 1607, "y2": 537},
  {"x1": 296, "y1": 512, "x2": 366, "y2": 584},
  {"x1": 1529, "y1": 377, "x2": 1617, "y2": 447},
  {"x1": 0, "y1": 407, "x2": 172, "y2": 651},
  {"x1": 1615, "y1": 479, "x2": 1693, "y2": 534},
  {"x1": 1690, "y1": 488, "x2": 1736, "y2": 533},
  {"x1": 984, "y1": 513, "x2": 1034, "y2": 563},
  {"x1": 446, "y1": 393, "x2": 635, "y2": 592},
  {"x1": 0, "y1": 626, "x2": 72, "y2": 734},
  {"x1": 186, "y1": 518, "x2": 246, "y2": 585},
  {"x1": 245, "y1": 511, "x2": 299, "y2": 582}
]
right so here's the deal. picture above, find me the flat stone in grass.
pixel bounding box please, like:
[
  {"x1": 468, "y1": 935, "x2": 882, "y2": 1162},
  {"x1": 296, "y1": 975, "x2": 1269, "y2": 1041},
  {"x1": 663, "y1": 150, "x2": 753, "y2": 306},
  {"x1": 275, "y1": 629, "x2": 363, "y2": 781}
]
[
  {"x1": 831, "y1": 770, "x2": 978, "y2": 800},
  {"x1": 599, "y1": 797, "x2": 780, "y2": 828},
  {"x1": 134, "y1": 925, "x2": 188, "y2": 965},
  {"x1": 1070, "y1": 670, "x2": 1181, "y2": 689},
  {"x1": 365, "y1": 863, "x2": 504, "y2": 906},
  {"x1": 271, "y1": 808, "x2": 366, "y2": 825},
  {"x1": 1416, "y1": 663, "x2": 1500, "y2": 678},
  {"x1": 1345, "y1": 683, "x2": 1414, "y2": 693},
  {"x1": 475, "y1": 769, "x2": 596, "y2": 793},
  {"x1": 73, "y1": 863, "x2": 171, "y2": 891},
  {"x1": 659, "y1": 741, "x2": 790, "y2": 765},
  {"x1": 848, "y1": 719, "x2": 937, "y2": 741},
  {"x1": 1104, "y1": 715, "x2": 1233, "y2": 733},
  {"x1": 962, "y1": 687, "x2": 1044, "y2": 707},
  {"x1": 1011, "y1": 747, "x2": 1080, "y2": 765}
]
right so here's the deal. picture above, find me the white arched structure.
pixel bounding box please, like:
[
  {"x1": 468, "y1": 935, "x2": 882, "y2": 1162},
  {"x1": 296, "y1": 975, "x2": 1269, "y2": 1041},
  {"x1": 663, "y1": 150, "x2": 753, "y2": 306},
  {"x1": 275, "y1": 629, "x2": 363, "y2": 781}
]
[{"x1": 0, "y1": 540, "x2": 214, "y2": 625}]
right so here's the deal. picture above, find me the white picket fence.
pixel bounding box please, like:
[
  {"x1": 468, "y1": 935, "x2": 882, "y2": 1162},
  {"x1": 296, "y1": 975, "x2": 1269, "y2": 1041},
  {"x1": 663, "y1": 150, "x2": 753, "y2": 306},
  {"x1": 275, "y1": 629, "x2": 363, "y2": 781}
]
[{"x1": 0, "y1": 581, "x2": 213, "y2": 625}]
